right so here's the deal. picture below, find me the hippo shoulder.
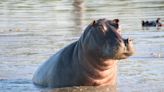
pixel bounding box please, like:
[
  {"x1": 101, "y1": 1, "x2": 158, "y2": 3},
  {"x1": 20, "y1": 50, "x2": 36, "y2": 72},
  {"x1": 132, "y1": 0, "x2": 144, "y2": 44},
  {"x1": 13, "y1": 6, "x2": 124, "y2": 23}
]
[{"x1": 33, "y1": 41, "x2": 78, "y2": 87}]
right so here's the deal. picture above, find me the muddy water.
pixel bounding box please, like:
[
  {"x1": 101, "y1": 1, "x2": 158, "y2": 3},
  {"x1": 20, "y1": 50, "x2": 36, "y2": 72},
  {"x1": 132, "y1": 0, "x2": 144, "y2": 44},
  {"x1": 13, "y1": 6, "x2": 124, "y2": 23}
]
[{"x1": 0, "y1": 0, "x2": 164, "y2": 92}]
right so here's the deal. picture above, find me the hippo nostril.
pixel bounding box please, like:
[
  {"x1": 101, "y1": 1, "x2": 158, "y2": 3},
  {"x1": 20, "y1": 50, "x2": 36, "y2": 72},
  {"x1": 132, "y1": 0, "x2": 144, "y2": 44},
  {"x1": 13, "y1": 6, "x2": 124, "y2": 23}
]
[
  {"x1": 123, "y1": 38, "x2": 129, "y2": 46},
  {"x1": 123, "y1": 37, "x2": 133, "y2": 47}
]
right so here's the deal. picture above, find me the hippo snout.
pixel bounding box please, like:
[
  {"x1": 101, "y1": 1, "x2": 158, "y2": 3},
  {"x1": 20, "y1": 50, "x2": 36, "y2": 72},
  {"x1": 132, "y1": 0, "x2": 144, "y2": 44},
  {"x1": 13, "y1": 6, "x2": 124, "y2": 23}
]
[{"x1": 121, "y1": 37, "x2": 134, "y2": 58}]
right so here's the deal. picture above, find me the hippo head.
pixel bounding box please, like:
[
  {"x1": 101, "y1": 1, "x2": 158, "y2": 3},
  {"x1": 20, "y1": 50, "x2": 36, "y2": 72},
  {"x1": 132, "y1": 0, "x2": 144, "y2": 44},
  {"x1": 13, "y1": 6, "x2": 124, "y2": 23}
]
[{"x1": 80, "y1": 18, "x2": 134, "y2": 60}]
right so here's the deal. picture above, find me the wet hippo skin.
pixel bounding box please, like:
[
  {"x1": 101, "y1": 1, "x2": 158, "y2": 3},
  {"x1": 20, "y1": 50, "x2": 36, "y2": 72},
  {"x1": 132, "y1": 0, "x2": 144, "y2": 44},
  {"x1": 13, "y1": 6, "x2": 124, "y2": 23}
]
[{"x1": 32, "y1": 18, "x2": 134, "y2": 88}]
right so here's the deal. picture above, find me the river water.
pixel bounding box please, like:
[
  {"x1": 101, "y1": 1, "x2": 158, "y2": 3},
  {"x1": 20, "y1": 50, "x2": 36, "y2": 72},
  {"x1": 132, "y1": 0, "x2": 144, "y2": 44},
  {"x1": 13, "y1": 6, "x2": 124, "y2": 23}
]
[{"x1": 0, "y1": 0, "x2": 164, "y2": 92}]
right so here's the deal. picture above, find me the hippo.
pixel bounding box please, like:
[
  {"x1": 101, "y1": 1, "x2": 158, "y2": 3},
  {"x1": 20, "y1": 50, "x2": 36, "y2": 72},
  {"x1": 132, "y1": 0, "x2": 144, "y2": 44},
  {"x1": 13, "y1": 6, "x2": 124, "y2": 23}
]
[
  {"x1": 32, "y1": 18, "x2": 134, "y2": 88},
  {"x1": 142, "y1": 18, "x2": 162, "y2": 27}
]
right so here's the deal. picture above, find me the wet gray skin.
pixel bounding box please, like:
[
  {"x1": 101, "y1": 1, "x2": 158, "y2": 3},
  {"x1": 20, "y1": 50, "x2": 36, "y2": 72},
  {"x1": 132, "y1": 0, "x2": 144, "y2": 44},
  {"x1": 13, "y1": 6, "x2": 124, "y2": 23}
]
[
  {"x1": 32, "y1": 18, "x2": 134, "y2": 88},
  {"x1": 80, "y1": 19, "x2": 134, "y2": 60}
]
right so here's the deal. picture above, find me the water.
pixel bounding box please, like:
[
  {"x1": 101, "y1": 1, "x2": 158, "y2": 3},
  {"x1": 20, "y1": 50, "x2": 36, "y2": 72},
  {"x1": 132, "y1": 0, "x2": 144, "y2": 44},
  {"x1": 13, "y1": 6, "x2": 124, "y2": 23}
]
[{"x1": 0, "y1": 0, "x2": 164, "y2": 92}]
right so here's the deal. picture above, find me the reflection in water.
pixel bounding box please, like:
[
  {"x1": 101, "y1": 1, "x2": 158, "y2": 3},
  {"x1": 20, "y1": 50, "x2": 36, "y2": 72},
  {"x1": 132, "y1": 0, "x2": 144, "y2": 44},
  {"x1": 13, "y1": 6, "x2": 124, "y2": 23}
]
[
  {"x1": 72, "y1": 0, "x2": 84, "y2": 35},
  {"x1": 142, "y1": 26, "x2": 162, "y2": 31}
]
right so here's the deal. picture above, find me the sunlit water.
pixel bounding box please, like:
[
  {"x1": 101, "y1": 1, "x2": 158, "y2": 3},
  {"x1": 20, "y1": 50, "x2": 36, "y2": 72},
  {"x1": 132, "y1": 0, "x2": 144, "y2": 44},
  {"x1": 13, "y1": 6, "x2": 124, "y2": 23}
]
[{"x1": 0, "y1": 0, "x2": 164, "y2": 92}]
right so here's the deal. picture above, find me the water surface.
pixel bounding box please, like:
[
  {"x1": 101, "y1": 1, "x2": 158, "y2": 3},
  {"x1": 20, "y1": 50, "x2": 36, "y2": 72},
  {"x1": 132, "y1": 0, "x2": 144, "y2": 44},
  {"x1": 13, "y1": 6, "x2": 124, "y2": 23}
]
[{"x1": 0, "y1": 0, "x2": 164, "y2": 92}]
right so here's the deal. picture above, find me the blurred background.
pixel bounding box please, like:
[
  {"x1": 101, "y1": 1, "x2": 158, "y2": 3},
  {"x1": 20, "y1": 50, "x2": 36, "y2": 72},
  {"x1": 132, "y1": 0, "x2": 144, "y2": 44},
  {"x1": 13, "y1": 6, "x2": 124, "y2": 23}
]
[{"x1": 0, "y1": 0, "x2": 164, "y2": 92}]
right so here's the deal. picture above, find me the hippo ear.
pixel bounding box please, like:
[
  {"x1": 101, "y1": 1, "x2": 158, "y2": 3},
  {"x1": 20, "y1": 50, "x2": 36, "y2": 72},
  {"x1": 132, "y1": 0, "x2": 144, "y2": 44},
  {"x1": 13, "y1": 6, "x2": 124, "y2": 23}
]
[
  {"x1": 113, "y1": 19, "x2": 119, "y2": 24},
  {"x1": 113, "y1": 19, "x2": 119, "y2": 29},
  {"x1": 92, "y1": 20, "x2": 97, "y2": 26}
]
